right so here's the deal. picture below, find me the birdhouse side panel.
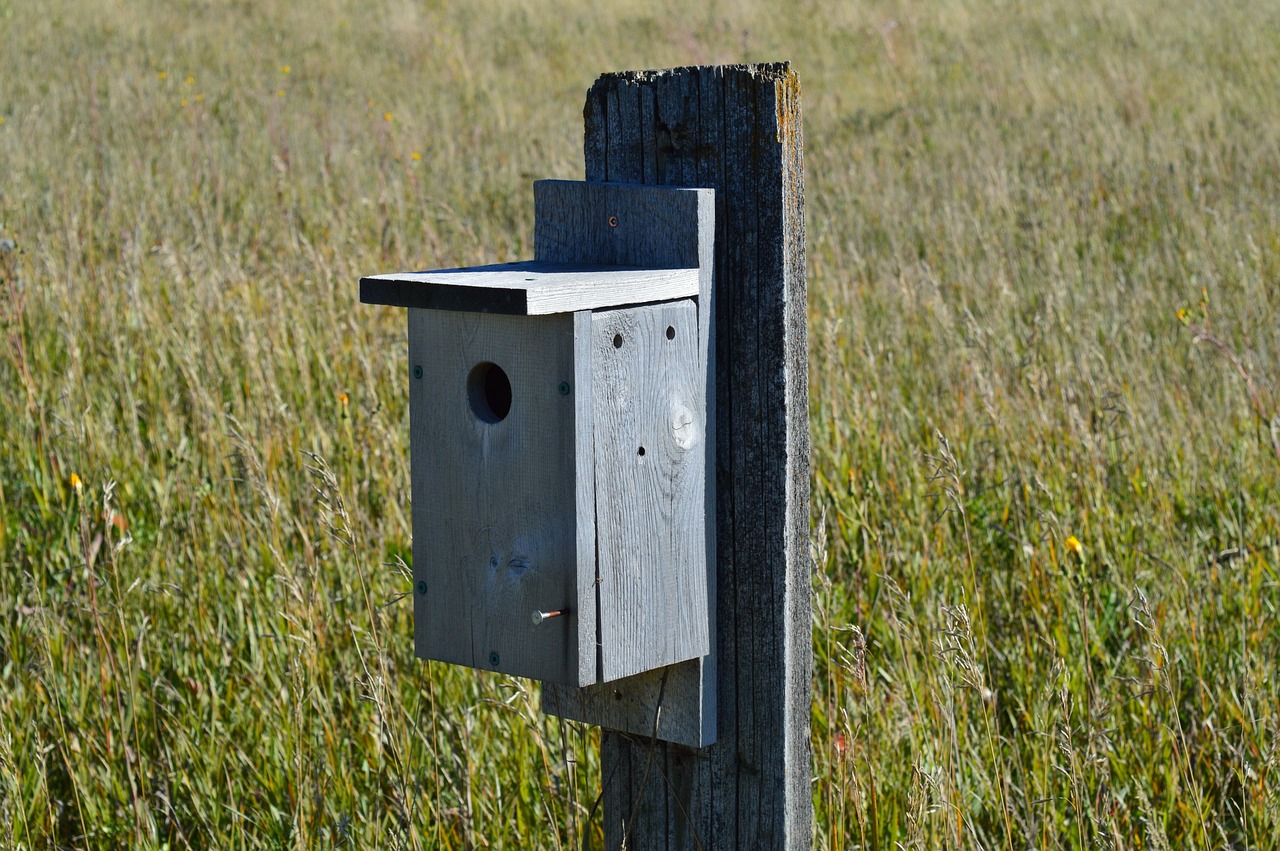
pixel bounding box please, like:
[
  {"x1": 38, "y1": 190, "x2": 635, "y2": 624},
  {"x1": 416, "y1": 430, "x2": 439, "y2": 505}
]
[{"x1": 590, "y1": 299, "x2": 709, "y2": 682}]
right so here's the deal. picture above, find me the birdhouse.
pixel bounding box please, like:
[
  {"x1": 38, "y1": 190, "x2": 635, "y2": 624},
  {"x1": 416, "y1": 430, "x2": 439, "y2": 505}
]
[{"x1": 360, "y1": 180, "x2": 715, "y2": 689}]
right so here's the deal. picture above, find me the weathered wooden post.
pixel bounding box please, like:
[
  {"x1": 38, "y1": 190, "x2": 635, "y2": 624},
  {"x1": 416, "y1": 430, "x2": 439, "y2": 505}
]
[
  {"x1": 359, "y1": 61, "x2": 809, "y2": 850},
  {"x1": 572, "y1": 63, "x2": 812, "y2": 850}
]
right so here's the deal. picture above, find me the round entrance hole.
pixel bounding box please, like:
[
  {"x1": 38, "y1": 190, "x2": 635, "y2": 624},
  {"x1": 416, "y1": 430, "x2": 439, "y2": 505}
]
[{"x1": 467, "y1": 362, "x2": 512, "y2": 423}]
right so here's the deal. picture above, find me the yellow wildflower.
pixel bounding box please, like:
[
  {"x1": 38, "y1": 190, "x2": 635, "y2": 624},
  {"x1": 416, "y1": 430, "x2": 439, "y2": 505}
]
[
  {"x1": 70, "y1": 473, "x2": 84, "y2": 495},
  {"x1": 185, "y1": 75, "x2": 195, "y2": 85},
  {"x1": 181, "y1": 98, "x2": 189, "y2": 107},
  {"x1": 157, "y1": 71, "x2": 167, "y2": 80},
  {"x1": 1065, "y1": 535, "x2": 1082, "y2": 556},
  {"x1": 411, "y1": 151, "x2": 422, "y2": 161},
  {"x1": 281, "y1": 65, "x2": 291, "y2": 74},
  {"x1": 277, "y1": 89, "x2": 285, "y2": 97},
  {"x1": 383, "y1": 112, "x2": 393, "y2": 122},
  {"x1": 1176, "y1": 307, "x2": 1188, "y2": 323},
  {"x1": 338, "y1": 392, "x2": 349, "y2": 407}
]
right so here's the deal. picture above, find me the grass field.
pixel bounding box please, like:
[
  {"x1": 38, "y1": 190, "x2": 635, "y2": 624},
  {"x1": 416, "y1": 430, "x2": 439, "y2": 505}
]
[{"x1": 2, "y1": 0, "x2": 1279, "y2": 847}]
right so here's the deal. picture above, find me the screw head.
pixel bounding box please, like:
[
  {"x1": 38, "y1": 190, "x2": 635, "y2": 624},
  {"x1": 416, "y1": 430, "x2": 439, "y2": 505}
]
[
  {"x1": 608, "y1": 215, "x2": 619, "y2": 228},
  {"x1": 558, "y1": 381, "x2": 570, "y2": 396},
  {"x1": 415, "y1": 580, "x2": 428, "y2": 595},
  {"x1": 412, "y1": 365, "x2": 423, "y2": 379},
  {"x1": 489, "y1": 651, "x2": 500, "y2": 667}
]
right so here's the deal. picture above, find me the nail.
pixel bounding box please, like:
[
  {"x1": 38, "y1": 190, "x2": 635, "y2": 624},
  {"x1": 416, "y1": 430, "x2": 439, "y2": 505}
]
[{"x1": 531, "y1": 609, "x2": 567, "y2": 626}]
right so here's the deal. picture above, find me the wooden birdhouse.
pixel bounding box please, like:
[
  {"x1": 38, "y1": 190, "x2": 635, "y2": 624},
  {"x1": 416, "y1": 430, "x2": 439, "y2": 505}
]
[{"x1": 360, "y1": 180, "x2": 715, "y2": 690}]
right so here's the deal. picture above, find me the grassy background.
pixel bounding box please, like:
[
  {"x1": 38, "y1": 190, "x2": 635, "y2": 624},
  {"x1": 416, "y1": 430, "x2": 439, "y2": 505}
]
[{"x1": 2, "y1": 0, "x2": 1278, "y2": 847}]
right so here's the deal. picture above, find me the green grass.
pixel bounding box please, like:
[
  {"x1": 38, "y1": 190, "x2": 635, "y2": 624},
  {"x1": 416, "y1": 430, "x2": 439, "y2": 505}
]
[{"x1": 2, "y1": 0, "x2": 1278, "y2": 847}]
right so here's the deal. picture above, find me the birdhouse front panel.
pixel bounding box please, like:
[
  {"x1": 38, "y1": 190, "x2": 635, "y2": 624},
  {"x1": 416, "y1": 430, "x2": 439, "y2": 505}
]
[{"x1": 408, "y1": 308, "x2": 597, "y2": 687}]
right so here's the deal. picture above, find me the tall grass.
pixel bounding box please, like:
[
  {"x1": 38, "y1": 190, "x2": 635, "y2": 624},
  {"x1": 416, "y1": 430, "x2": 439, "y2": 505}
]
[{"x1": 2, "y1": 0, "x2": 1278, "y2": 847}]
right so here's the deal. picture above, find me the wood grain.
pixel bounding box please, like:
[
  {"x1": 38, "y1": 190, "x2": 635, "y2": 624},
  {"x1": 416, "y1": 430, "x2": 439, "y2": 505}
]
[
  {"x1": 364, "y1": 181, "x2": 710, "y2": 316},
  {"x1": 408, "y1": 308, "x2": 596, "y2": 686},
  {"x1": 585, "y1": 63, "x2": 812, "y2": 851},
  {"x1": 362, "y1": 261, "x2": 697, "y2": 315},
  {"x1": 533, "y1": 180, "x2": 703, "y2": 270},
  {"x1": 542, "y1": 657, "x2": 707, "y2": 749},
  {"x1": 590, "y1": 300, "x2": 707, "y2": 682},
  {"x1": 571, "y1": 309, "x2": 599, "y2": 687},
  {"x1": 540, "y1": 182, "x2": 718, "y2": 747}
]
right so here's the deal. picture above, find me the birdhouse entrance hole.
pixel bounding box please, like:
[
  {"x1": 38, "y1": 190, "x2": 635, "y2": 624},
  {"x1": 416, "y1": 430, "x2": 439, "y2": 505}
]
[{"x1": 467, "y1": 361, "x2": 512, "y2": 423}]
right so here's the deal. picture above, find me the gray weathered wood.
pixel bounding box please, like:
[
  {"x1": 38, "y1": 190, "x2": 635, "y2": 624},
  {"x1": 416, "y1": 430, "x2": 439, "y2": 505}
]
[
  {"x1": 363, "y1": 261, "x2": 697, "y2": 315},
  {"x1": 571, "y1": 309, "x2": 597, "y2": 686},
  {"x1": 587, "y1": 64, "x2": 812, "y2": 851},
  {"x1": 543, "y1": 658, "x2": 707, "y2": 749},
  {"x1": 539, "y1": 182, "x2": 718, "y2": 748},
  {"x1": 365, "y1": 181, "x2": 710, "y2": 316},
  {"x1": 394, "y1": 178, "x2": 718, "y2": 698},
  {"x1": 591, "y1": 300, "x2": 707, "y2": 682},
  {"x1": 409, "y1": 309, "x2": 596, "y2": 686},
  {"x1": 534, "y1": 180, "x2": 703, "y2": 270}
]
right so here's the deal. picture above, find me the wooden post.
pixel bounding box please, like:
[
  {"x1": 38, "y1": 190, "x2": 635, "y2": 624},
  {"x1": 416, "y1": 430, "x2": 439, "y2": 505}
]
[{"x1": 585, "y1": 64, "x2": 811, "y2": 850}]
